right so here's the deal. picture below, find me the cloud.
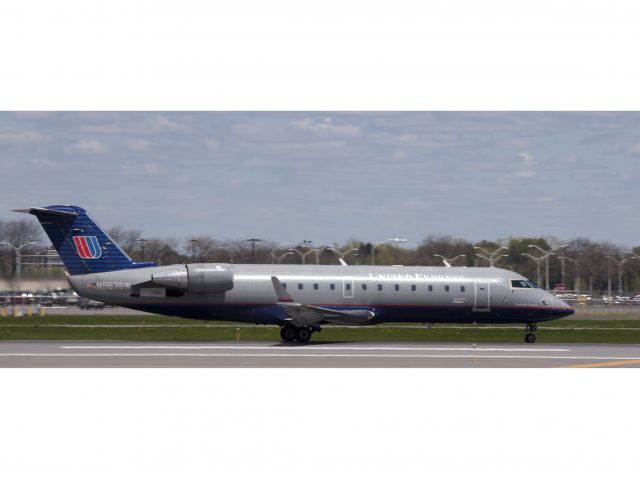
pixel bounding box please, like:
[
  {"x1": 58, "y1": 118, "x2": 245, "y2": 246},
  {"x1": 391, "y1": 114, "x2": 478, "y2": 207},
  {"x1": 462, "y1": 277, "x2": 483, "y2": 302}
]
[
  {"x1": 292, "y1": 117, "x2": 361, "y2": 136},
  {"x1": 126, "y1": 139, "x2": 151, "y2": 150},
  {"x1": 503, "y1": 152, "x2": 537, "y2": 179},
  {"x1": 513, "y1": 169, "x2": 535, "y2": 178},
  {"x1": 80, "y1": 114, "x2": 192, "y2": 135},
  {"x1": 205, "y1": 139, "x2": 220, "y2": 151},
  {"x1": 10, "y1": 112, "x2": 56, "y2": 120},
  {"x1": 392, "y1": 149, "x2": 406, "y2": 160},
  {"x1": 143, "y1": 163, "x2": 163, "y2": 175},
  {"x1": 150, "y1": 115, "x2": 189, "y2": 132},
  {"x1": 243, "y1": 157, "x2": 285, "y2": 168},
  {"x1": 2, "y1": 112, "x2": 640, "y2": 246},
  {"x1": 519, "y1": 152, "x2": 535, "y2": 166},
  {"x1": 66, "y1": 140, "x2": 107, "y2": 153},
  {"x1": 0, "y1": 130, "x2": 45, "y2": 144},
  {"x1": 29, "y1": 158, "x2": 62, "y2": 169}
]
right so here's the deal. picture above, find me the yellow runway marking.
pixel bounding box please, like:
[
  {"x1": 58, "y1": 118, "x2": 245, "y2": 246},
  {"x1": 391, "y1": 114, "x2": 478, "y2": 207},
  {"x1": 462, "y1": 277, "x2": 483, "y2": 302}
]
[{"x1": 564, "y1": 359, "x2": 640, "y2": 368}]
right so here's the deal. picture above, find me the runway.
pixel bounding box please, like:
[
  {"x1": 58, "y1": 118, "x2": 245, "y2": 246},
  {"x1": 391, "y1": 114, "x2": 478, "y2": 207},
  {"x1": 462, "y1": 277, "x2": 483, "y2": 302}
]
[{"x1": 1, "y1": 341, "x2": 640, "y2": 367}]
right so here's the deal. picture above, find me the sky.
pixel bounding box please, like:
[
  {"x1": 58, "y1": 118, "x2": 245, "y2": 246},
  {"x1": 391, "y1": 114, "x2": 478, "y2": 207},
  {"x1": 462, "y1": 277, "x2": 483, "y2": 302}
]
[{"x1": 1, "y1": 111, "x2": 639, "y2": 247}]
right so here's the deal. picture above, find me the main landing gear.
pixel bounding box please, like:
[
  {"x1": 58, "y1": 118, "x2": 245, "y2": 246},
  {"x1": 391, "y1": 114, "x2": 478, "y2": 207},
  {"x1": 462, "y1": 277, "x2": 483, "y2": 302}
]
[
  {"x1": 280, "y1": 324, "x2": 315, "y2": 343},
  {"x1": 524, "y1": 322, "x2": 537, "y2": 343}
]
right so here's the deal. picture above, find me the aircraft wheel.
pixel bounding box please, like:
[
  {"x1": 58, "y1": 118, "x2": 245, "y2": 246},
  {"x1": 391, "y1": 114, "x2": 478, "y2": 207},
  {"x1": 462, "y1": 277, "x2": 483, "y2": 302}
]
[
  {"x1": 295, "y1": 327, "x2": 312, "y2": 343},
  {"x1": 525, "y1": 333, "x2": 536, "y2": 344},
  {"x1": 280, "y1": 324, "x2": 297, "y2": 342}
]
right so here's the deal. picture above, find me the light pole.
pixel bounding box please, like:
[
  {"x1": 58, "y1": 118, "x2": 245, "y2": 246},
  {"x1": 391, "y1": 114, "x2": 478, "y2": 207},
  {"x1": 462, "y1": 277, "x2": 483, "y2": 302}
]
[
  {"x1": 606, "y1": 254, "x2": 640, "y2": 297},
  {"x1": 371, "y1": 243, "x2": 383, "y2": 265},
  {"x1": 245, "y1": 238, "x2": 262, "y2": 264},
  {"x1": 521, "y1": 253, "x2": 544, "y2": 286},
  {"x1": 473, "y1": 246, "x2": 507, "y2": 267},
  {"x1": 0, "y1": 241, "x2": 35, "y2": 308},
  {"x1": 607, "y1": 259, "x2": 612, "y2": 302},
  {"x1": 386, "y1": 238, "x2": 407, "y2": 264},
  {"x1": 269, "y1": 244, "x2": 293, "y2": 264},
  {"x1": 291, "y1": 241, "x2": 324, "y2": 265},
  {"x1": 270, "y1": 251, "x2": 294, "y2": 264},
  {"x1": 326, "y1": 246, "x2": 359, "y2": 264},
  {"x1": 528, "y1": 244, "x2": 567, "y2": 290},
  {"x1": 188, "y1": 239, "x2": 201, "y2": 262},
  {"x1": 558, "y1": 256, "x2": 580, "y2": 295},
  {"x1": 135, "y1": 238, "x2": 149, "y2": 262},
  {"x1": 434, "y1": 254, "x2": 466, "y2": 267},
  {"x1": 290, "y1": 247, "x2": 315, "y2": 265},
  {"x1": 0, "y1": 241, "x2": 35, "y2": 286}
]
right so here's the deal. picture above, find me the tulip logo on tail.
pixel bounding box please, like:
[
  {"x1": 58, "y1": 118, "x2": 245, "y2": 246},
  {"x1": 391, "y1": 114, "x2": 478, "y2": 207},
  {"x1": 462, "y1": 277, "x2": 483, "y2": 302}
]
[{"x1": 73, "y1": 236, "x2": 102, "y2": 259}]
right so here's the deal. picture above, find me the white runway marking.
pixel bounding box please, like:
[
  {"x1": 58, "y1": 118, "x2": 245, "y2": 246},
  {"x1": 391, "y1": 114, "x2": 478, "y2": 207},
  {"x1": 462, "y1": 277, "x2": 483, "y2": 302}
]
[
  {"x1": 2, "y1": 353, "x2": 639, "y2": 360},
  {"x1": 60, "y1": 345, "x2": 571, "y2": 352}
]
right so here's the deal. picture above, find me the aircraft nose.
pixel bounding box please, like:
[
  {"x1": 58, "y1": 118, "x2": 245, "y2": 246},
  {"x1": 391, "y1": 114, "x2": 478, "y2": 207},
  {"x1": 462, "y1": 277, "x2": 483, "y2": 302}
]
[
  {"x1": 544, "y1": 294, "x2": 574, "y2": 315},
  {"x1": 561, "y1": 299, "x2": 575, "y2": 314},
  {"x1": 554, "y1": 297, "x2": 574, "y2": 315}
]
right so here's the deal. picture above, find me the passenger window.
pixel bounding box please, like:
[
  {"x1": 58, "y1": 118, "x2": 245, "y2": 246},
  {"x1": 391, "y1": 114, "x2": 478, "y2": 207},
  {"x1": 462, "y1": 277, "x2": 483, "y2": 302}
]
[
  {"x1": 428, "y1": 285, "x2": 433, "y2": 292},
  {"x1": 394, "y1": 284, "x2": 400, "y2": 291},
  {"x1": 282, "y1": 283, "x2": 287, "y2": 289},
  {"x1": 345, "y1": 283, "x2": 352, "y2": 291},
  {"x1": 378, "y1": 284, "x2": 383, "y2": 291},
  {"x1": 444, "y1": 285, "x2": 450, "y2": 292},
  {"x1": 362, "y1": 284, "x2": 367, "y2": 291},
  {"x1": 330, "y1": 283, "x2": 335, "y2": 290},
  {"x1": 460, "y1": 285, "x2": 465, "y2": 293},
  {"x1": 411, "y1": 284, "x2": 416, "y2": 292},
  {"x1": 298, "y1": 283, "x2": 303, "y2": 290},
  {"x1": 313, "y1": 283, "x2": 319, "y2": 290}
]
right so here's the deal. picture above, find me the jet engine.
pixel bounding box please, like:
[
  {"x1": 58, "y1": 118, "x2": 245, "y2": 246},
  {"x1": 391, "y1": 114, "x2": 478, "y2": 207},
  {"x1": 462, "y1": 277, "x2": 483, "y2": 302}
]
[{"x1": 151, "y1": 263, "x2": 234, "y2": 293}]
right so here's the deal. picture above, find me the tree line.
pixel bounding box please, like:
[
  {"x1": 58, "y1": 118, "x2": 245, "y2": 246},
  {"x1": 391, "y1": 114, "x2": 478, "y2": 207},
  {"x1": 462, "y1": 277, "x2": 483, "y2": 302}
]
[{"x1": 2, "y1": 218, "x2": 640, "y2": 294}]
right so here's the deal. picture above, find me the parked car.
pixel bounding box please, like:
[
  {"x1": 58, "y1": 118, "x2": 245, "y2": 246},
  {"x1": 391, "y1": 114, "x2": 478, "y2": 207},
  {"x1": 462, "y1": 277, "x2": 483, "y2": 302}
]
[{"x1": 78, "y1": 298, "x2": 105, "y2": 310}]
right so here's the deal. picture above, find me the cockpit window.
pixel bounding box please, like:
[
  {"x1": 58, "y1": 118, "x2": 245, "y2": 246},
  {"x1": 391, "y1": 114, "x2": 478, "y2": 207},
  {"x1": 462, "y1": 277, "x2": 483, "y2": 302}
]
[
  {"x1": 511, "y1": 279, "x2": 532, "y2": 288},
  {"x1": 527, "y1": 280, "x2": 540, "y2": 288}
]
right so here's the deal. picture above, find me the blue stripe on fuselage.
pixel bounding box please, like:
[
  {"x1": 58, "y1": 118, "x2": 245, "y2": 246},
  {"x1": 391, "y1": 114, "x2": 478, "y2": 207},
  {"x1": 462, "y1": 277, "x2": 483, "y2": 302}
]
[{"x1": 113, "y1": 302, "x2": 574, "y2": 325}]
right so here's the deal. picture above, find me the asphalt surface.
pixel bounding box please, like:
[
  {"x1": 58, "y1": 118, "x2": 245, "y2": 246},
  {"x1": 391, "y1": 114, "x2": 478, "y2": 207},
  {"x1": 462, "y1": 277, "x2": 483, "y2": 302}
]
[{"x1": 1, "y1": 341, "x2": 640, "y2": 367}]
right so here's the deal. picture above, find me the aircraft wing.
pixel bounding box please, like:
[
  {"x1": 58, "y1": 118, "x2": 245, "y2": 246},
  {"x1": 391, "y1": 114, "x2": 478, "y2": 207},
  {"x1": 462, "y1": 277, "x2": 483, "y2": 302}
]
[{"x1": 271, "y1": 276, "x2": 375, "y2": 327}]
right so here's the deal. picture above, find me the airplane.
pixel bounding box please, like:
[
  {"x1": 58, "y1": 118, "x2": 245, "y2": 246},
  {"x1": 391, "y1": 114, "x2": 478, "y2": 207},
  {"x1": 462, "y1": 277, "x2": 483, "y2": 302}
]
[{"x1": 13, "y1": 205, "x2": 575, "y2": 343}]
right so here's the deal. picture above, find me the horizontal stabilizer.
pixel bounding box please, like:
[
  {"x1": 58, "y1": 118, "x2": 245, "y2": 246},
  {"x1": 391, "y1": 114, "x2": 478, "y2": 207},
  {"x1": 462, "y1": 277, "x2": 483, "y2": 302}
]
[{"x1": 13, "y1": 207, "x2": 78, "y2": 217}]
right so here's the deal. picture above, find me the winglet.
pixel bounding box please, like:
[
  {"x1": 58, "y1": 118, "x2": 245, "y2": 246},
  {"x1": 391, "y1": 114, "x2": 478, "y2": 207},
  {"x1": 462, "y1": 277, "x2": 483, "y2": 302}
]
[
  {"x1": 338, "y1": 258, "x2": 348, "y2": 266},
  {"x1": 271, "y1": 276, "x2": 294, "y2": 303},
  {"x1": 442, "y1": 259, "x2": 452, "y2": 267}
]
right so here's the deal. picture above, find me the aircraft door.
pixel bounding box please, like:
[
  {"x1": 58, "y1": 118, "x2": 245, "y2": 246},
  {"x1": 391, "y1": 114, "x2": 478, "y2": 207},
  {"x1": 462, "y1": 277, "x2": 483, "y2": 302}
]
[
  {"x1": 343, "y1": 277, "x2": 354, "y2": 299},
  {"x1": 474, "y1": 281, "x2": 490, "y2": 311}
]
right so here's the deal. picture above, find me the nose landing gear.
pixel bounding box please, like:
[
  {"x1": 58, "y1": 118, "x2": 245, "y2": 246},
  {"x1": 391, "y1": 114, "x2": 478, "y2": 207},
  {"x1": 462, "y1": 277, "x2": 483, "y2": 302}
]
[
  {"x1": 524, "y1": 322, "x2": 537, "y2": 343},
  {"x1": 279, "y1": 324, "x2": 314, "y2": 343}
]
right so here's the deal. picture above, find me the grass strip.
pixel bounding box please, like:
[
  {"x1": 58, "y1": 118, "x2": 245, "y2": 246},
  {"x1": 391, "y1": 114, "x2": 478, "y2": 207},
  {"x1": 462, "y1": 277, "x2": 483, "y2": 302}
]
[{"x1": 2, "y1": 315, "x2": 640, "y2": 342}]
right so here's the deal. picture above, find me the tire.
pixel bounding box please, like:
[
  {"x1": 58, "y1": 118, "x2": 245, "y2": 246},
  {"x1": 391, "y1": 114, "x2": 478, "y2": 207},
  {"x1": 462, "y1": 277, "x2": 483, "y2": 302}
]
[
  {"x1": 525, "y1": 333, "x2": 536, "y2": 344},
  {"x1": 280, "y1": 325, "x2": 297, "y2": 342},
  {"x1": 295, "y1": 327, "x2": 312, "y2": 343}
]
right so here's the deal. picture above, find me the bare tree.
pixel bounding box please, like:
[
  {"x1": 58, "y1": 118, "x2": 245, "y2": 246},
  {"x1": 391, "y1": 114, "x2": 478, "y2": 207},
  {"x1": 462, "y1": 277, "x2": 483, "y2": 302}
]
[
  {"x1": 106, "y1": 226, "x2": 143, "y2": 257},
  {"x1": 0, "y1": 218, "x2": 44, "y2": 279},
  {"x1": 0, "y1": 218, "x2": 43, "y2": 247},
  {"x1": 415, "y1": 235, "x2": 472, "y2": 266}
]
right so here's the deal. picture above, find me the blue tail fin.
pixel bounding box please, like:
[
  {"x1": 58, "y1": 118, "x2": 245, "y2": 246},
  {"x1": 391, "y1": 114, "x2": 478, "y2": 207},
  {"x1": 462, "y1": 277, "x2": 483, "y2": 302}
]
[{"x1": 14, "y1": 205, "x2": 156, "y2": 275}]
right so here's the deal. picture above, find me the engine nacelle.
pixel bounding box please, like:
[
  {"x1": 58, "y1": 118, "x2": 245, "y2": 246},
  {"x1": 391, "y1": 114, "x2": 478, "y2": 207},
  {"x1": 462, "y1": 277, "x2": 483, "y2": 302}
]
[{"x1": 151, "y1": 263, "x2": 234, "y2": 293}]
